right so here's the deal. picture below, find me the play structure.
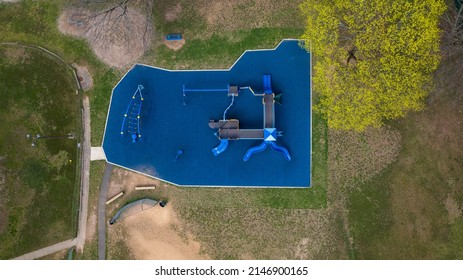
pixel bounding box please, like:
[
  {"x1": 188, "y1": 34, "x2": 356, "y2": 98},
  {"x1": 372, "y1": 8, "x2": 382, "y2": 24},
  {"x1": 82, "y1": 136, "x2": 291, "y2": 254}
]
[
  {"x1": 120, "y1": 85, "x2": 144, "y2": 143},
  {"x1": 205, "y1": 75, "x2": 291, "y2": 161}
]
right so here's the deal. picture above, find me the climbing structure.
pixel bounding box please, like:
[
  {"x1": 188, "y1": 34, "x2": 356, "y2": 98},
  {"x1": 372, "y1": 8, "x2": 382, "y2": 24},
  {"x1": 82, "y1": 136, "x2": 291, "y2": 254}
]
[
  {"x1": 120, "y1": 84, "x2": 144, "y2": 143},
  {"x1": 208, "y1": 75, "x2": 291, "y2": 161}
]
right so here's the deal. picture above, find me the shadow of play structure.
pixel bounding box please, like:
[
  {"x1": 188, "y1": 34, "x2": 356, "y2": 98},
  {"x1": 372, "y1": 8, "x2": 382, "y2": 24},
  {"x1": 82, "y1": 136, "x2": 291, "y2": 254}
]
[{"x1": 184, "y1": 75, "x2": 291, "y2": 161}]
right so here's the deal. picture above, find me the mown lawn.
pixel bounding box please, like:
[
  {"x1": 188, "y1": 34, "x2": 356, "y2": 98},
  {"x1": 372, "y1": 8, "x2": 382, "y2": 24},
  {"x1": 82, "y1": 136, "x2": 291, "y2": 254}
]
[
  {"x1": 0, "y1": 0, "x2": 119, "y2": 146},
  {"x1": 0, "y1": 0, "x2": 116, "y2": 259},
  {"x1": 147, "y1": 28, "x2": 305, "y2": 70},
  {"x1": 0, "y1": 45, "x2": 80, "y2": 258}
]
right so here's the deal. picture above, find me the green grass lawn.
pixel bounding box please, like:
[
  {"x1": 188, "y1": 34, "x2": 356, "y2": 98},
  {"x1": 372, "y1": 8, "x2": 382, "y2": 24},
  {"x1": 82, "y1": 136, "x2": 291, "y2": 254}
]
[
  {"x1": 347, "y1": 51, "x2": 463, "y2": 259},
  {"x1": 0, "y1": 0, "x2": 119, "y2": 147},
  {"x1": 0, "y1": 45, "x2": 81, "y2": 258},
  {"x1": 145, "y1": 28, "x2": 305, "y2": 70}
]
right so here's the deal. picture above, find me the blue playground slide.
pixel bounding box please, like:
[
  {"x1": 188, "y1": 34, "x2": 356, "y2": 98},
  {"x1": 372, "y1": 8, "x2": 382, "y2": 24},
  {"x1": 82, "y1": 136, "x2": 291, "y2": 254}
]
[
  {"x1": 243, "y1": 141, "x2": 269, "y2": 161},
  {"x1": 243, "y1": 141, "x2": 291, "y2": 161},
  {"x1": 263, "y1": 74, "x2": 272, "y2": 94},
  {"x1": 212, "y1": 139, "x2": 229, "y2": 156},
  {"x1": 269, "y1": 142, "x2": 291, "y2": 161}
]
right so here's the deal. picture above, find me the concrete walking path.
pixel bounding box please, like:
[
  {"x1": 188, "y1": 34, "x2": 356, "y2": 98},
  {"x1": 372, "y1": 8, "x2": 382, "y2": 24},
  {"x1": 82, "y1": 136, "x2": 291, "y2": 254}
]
[
  {"x1": 13, "y1": 239, "x2": 77, "y2": 260},
  {"x1": 76, "y1": 96, "x2": 91, "y2": 252},
  {"x1": 98, "y1": 164, "x2": 113, "y2": 260}
]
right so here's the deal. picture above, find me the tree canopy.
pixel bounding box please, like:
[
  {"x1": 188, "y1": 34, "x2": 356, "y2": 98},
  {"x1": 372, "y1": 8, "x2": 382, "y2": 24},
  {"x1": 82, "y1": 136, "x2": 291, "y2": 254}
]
[{"x1": 301, "y1": 0, "x2": 446, "y2": 131}]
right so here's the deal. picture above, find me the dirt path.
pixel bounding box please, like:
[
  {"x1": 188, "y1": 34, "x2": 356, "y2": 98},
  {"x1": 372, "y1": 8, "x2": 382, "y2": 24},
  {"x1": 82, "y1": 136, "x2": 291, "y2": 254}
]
[
  {"x1": 98, "y1": 164, "x2": 113, "y2": 260},
  {"x1": 76, "y1": 96, "x2": 91, "y2": 253},
  {"x1": 13, "y1": 239, "x2": 76, "y2": 260}
]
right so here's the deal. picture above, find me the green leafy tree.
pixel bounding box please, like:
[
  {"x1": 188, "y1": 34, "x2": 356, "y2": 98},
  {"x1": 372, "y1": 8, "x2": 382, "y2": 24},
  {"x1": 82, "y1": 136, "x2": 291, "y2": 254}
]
[{"x1": 301, "y1": 0, "x2": 446, "y2": 131}]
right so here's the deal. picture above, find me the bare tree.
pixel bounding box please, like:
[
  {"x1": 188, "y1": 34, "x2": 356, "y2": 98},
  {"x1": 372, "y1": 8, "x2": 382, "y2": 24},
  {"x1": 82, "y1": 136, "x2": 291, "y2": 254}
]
[
  {"x1": 66, "y1": 0, "x2": 153, "y2": 60},
  {"x1": 427, "y1": 2, "x2": 463, "y2": 105},
  {"x1": 441, "y1": 3, "x2": 463, "y2": 56}
]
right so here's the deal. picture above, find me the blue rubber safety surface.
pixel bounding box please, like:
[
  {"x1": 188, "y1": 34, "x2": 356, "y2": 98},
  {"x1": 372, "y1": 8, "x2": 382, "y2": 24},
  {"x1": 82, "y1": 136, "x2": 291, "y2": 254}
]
[{"x1": 102, "y1": 40, "x2": 311, "y2": 187}]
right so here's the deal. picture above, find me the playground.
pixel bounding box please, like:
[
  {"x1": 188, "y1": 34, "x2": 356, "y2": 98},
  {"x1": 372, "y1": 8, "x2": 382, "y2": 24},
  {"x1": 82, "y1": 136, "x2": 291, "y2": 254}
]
[{"x1": 103, "y1": 40, "x2": 311, "y2": 187}]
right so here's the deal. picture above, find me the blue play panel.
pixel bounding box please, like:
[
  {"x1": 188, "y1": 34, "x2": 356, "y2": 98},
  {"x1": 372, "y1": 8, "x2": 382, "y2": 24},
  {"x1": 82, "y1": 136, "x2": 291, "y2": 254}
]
[{"x1": 102, "y1": 39, "x2": 311, "y2": 187}]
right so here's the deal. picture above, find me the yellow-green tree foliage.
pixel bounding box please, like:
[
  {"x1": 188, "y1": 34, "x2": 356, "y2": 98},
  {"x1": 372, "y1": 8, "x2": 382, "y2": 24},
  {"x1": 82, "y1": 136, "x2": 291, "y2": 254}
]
[{"x1": 301, "y1": 0, "x2": 446, "y2": 131}]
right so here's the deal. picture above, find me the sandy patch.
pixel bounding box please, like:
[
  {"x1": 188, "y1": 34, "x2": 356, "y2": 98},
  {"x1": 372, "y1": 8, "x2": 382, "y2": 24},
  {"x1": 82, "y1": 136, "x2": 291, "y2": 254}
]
[
  {"x1": 164, "y1": 38, "x2": 185, "y2": 51},
  {"x1": 58, "y1": 6, "x2": 152, "y2": 68},
  {"x1": 122, "y1": 203, "x2": 207, "y2": 260}
]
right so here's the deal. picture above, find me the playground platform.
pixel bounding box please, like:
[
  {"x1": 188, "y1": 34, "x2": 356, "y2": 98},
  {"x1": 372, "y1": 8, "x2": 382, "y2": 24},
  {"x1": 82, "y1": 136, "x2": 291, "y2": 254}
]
[{"x1": 102, "y1": 40, "x2": 311, "y2": 187}]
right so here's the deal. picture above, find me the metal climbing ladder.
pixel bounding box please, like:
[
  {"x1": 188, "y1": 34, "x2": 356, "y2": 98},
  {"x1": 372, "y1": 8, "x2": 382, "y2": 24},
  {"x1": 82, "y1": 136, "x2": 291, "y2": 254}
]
[{"x1": 120, "y1": 85, "x2": 144, "y2": 143}]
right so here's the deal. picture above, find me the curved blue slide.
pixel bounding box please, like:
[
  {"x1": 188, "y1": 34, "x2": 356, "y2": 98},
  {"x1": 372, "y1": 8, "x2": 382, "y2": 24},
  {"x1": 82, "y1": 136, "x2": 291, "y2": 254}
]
[
  {"x1": 243, "y1": 141, "x2": 269, "y2": 161},
  {"x1": 269, "y1": 142, "x2": 291, "y2": 161},
  {"x1": 263, "y1": 74, "x2": 273, "y2": 94},
  {"x1": 212, "y1": 139, "x2": 229, "y2": 156}
]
